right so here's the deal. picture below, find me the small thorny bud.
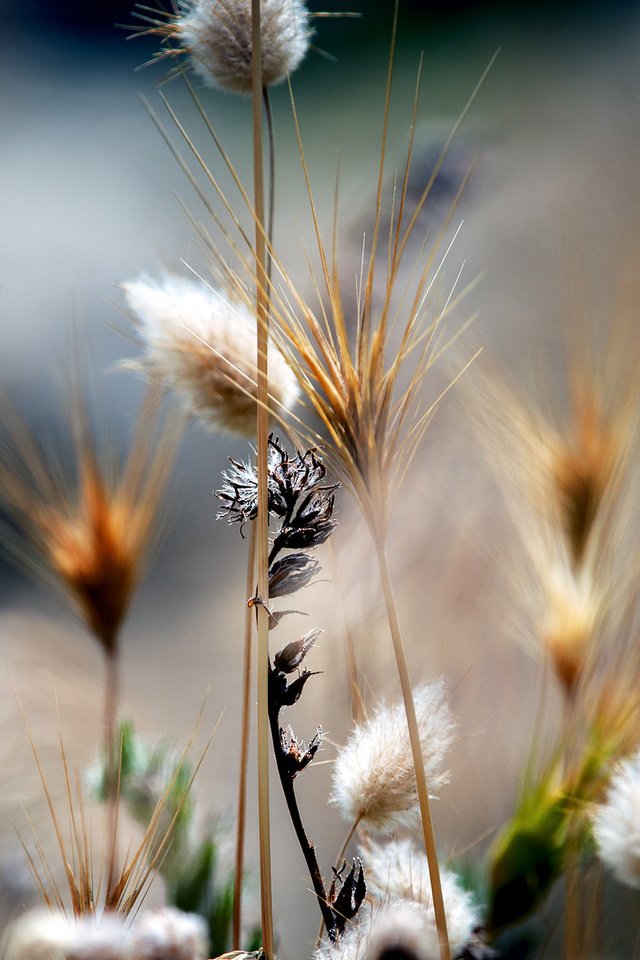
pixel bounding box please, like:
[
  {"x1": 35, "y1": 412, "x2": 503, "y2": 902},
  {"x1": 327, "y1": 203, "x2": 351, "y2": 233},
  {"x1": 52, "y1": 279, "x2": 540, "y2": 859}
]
[
  {"x1": 280, "y1": 724, "x2": 323, "y2": 778},
  {"x1": 329, "y1": 858, "x2": 367, "y2": 936},
  {"x1": 274, "y1": 628, "x2": 321, "y2": 673}
]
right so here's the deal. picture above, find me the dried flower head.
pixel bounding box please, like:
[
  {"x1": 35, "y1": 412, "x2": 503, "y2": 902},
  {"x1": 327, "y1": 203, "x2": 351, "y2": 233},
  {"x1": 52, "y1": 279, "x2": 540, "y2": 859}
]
[
  {"x1": 364, "y1": 838, "x2": 478, "y2": 951},
  {"x1": 123, "y1": 275, "x2": 298, "y2": 436},
  {"x1": 177, "y1": 0, "x2": 311, "y2": 94},
  {"x1": 331, "y1": 681, "x2": 455, "y2": 836},
  {"x1": 0, "y1": 390, "x2": 177, "y2": 655},
  {"x1": 592, "y1": 749, "x2": 640, "y2": 889}
]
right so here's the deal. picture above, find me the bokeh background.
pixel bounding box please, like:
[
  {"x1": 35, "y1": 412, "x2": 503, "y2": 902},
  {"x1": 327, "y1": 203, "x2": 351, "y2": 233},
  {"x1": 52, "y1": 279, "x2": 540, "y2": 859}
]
[{"x1": 2, "y1": 0, "x2": 640, "y2": 955}]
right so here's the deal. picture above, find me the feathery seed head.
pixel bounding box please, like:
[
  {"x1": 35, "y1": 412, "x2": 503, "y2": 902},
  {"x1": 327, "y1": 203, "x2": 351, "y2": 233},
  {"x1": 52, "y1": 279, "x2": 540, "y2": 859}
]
[
  {"x1": 1, "y1": 911, "x2": 128, "y2": 960},
  {"x1": 315, "y1": 895, "x2": 476, "y2": 960},
  {"x1": 2, "y1": 908, "x2": 207, "y2": 960},
  {"x1": 592, "y1": 749, "x2": 640, "y2": 889},
  {"x1": 0, "y1": 391, "x2": 177, "y2": 654},
  {"x1": 178, "y1": 0, "x2": 311, "y2": 94},
  {"x1": 128, "y1": 907, "x2": 208, "y2": 960},
  {"x1": 364, "y1": 839, "x2": 478, "y2": 954},
  {"x1": 123, "y1": 275, "x2": 298, "y2": 436},
  {"x1": 331, "y1": 681, "x2": 455, "y2": 836}
]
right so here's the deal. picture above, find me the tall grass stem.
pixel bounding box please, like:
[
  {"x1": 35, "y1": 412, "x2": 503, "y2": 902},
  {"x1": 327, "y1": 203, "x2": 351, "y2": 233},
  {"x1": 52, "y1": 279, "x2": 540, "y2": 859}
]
[
  {"x1": 251, "y1": 3, "x2": 275, "y2": 956},
  {"x1": 232, "y1": 525, "x2": 257, "y2": 948},
  {"x1": 103, "y1": 645, "x2": 120, "y2": 903},
  {"x1": 374, "y1": 539, "x2": 451, "y2": 960}
]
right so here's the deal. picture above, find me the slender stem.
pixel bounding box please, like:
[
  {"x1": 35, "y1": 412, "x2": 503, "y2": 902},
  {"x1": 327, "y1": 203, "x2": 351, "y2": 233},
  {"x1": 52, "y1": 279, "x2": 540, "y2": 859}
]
[
  {"x1": 103, "y1": 643, "x2": 120, "y2": 903},
  {"x1": 251, "y1": 3, "x2": 275, "y2": 957},
  {"x1": 263, "y1": 88, "x2": 276, "y2": 287},
  {"x1": 268, "y1": 691, "x2": 335, "y2": 938},
  {"x1": 232, "y1": 525, "x2": 257, "y2": 949},
  {"x1": 373, "y1": 539, "x2": 451, "y2": 960},
  {"x1": 233, "y1": 83, "x2": 276, "y2": 953}
]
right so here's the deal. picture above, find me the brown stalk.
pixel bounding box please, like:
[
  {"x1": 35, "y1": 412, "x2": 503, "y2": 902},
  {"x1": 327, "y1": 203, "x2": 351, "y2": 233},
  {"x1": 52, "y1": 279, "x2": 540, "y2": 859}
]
[
  {"x1": 250, "y1": 2, "x2": 275, "y2": 957},
  {"x1": 232, "y1": 525, "x2": 256, "y2": 948},
  {"x1": 374, "y1": 537, "x2": 451, "y2": 960}
]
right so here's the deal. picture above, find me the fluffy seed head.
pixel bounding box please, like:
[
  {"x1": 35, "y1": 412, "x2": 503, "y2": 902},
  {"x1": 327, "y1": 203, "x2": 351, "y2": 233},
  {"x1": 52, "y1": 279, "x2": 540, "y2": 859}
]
[
  {"x1": 2, "y1": 909, "x2": 208, "y2": 960},
  {"x1": 177, "y1": 0, "x2": 311, "y2": 94},
  {"x1": 331, "y1": 681, "x2": 455, "y2": 836},
  {"x1": 123, "y1": 275, "x2": 299, "y2": 436},
  {"x1": 315, "y1": 895, "x2": 476, "y2": 960},
  {"x1": 364, "y1": 838, "x2": 479, "y2": 951},
  {"x1": 1, "y1": 911, "x2": 128, "y2": 960},
  {"x1": 592, "y1": 749, "x2": 640, "y2": 888},
  {"x1": 128, "y1": 907, "x2": 208, "y2": 960}
]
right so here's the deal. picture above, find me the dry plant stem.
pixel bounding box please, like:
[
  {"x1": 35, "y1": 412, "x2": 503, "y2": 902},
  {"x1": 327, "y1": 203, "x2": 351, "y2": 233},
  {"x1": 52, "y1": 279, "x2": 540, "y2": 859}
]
[
  {"x1": 374, "y1": 538, "x2": 451, "y2": 960},
  {"x1": 232, "y1": 524, "x2": 257, "y2": 949},
  {"x1": 267, "y1": 691, "x2": 336, "y2": 938},
  {"x1": 103, "y1": 643, "x2": 120, "y2": 903},
  {"x1": 234, "y1": 88, "x2": 276, "y2": 951},
  {"x1": 562, "y1": 699, "x2": 580, "y2": 960},
  {"x1": 251, "y1": 3, "x2": 275, "y2": 956}
]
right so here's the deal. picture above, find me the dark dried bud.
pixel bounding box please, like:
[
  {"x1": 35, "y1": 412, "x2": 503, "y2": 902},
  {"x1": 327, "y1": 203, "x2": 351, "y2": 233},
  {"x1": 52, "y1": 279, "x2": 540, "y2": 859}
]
[
  {"x1": 280, "y1": 724, "x2": 323, "y2": 778},
  {"x1": 268, "y1": 553, "x2": 320, "y2": 598},
  {"x1": 273, "y1": 490, "x2": 337, "y2": 551},
  {"x1": 330, "y1": 858, "x2": 366, "y2": 934},
  {"x1": 274, "y1": 628, "x2": 321, "y2": 673}
]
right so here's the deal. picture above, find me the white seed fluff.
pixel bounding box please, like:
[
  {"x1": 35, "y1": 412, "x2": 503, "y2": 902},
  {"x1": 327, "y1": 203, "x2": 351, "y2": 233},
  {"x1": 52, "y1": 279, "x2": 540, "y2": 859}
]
[
  {"x1": 123, "y1": 275, "x2": 299, "y2": 436},
  {"x1": 364, "y1": 838, "x2": 478, "y2": 954},
  {"x1": 315, "y1": 897, "x2": 474, "y2": 960},
  {"x1": 593, "y1": 749, "x2": 640, "y2": 888},
  {"x1": 331, "y1": 681, "x2": 455, "y2": 837},
  {"x1": 128, "y1": 908, "x2": 208, "y2": 960},
  {"x1": 178, "y1": 0, "x2": 311, "y2": 94},
  {"x1": 1, "y1": 911, "x2": 129, "y2": 960}
]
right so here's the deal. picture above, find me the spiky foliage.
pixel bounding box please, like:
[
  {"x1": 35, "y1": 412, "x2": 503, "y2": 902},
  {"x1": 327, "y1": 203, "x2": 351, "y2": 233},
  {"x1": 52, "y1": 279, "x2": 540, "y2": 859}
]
[
  {"x1": 470, "y1": 326, "x2": 640, "y2": 697},
  {"x1": 0, "y1": 387, "x2": 178, "y2": 656},
  {"x1": 481, "y1": 343, "x2": 640, "y2": 929}
]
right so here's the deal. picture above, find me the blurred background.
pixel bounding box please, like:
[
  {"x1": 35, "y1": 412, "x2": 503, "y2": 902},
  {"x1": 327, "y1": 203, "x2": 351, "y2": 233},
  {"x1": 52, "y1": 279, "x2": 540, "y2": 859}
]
[{"x1": 2, "y1": 0, "x2": 640, "y2": 955}]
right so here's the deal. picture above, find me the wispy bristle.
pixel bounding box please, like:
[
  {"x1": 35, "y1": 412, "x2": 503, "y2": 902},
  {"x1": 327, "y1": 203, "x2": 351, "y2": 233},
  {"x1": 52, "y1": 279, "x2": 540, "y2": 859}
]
[{"x1": 0, "y1": 388, "x2": 179, "y2": 654}]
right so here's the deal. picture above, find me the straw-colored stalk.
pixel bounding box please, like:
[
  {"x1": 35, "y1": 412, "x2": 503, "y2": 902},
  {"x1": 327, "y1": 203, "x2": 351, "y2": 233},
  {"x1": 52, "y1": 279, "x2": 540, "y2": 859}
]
[{"x1": 250, "y1": 4, "x2": 275, "y2": 957}]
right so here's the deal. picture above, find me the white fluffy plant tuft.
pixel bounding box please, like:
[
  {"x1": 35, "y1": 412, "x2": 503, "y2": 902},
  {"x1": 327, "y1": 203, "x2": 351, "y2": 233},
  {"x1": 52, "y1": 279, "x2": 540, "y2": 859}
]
[
  {"x1": 122, "y1": 274, "x2": 299, "y2": 436},
  {"x1": 2, "y1": 907, "x2": 208, "y2": 960},
  {"x1": 364, "y1": 838, "x2": 479, "y2": 954},
  {"x1": 331, "y1": 681, "x2": 455, "y2": 837},
  {"x1": 177, "y1": 0, "x2": 311, "y2": 94},
  {"x1": 592, "y1": 748, "x2": 640, "y2": 889}
]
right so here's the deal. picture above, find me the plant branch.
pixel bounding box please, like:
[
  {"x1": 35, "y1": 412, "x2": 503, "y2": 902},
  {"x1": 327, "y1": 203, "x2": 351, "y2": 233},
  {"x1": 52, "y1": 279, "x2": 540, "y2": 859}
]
[{"x1": 267, "y1": 671, "x2": 336, "y2": 939}]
